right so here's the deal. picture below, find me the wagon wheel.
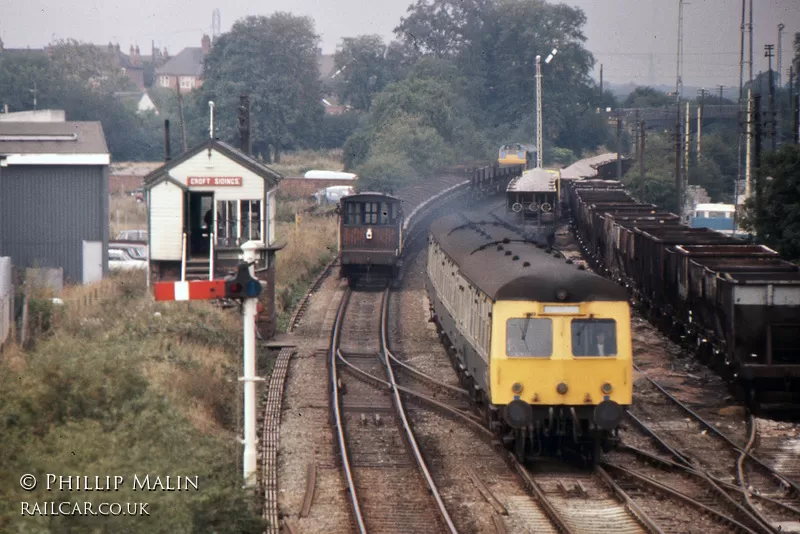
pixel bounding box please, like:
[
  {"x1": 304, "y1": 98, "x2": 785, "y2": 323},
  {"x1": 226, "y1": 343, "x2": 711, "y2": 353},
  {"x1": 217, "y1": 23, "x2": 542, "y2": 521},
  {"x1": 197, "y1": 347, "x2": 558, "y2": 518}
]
[
  {"x1": 528, "y1": 202, "x2": 539, "y2": 212},
  {"x1": 512, "y1": 203, "x2": 523, "y2": 213},
  {"x1": 541, "y1": 202, "x2": 552, "y2": 213}
]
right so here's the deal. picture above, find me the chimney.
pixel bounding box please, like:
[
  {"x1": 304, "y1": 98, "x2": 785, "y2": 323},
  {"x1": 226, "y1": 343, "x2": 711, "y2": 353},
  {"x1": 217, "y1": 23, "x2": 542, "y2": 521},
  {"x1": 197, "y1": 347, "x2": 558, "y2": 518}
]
[
  {"x1": 164, "y1": 120, "x2": 171, "y2": 161},
  {"x1": 130, "y1": 45, "x2": 134, "y2": 57},
  {"x1": 201, "y1": 34, "x2": 211, "y2": 54},
  {"x1": 163, "y1": 46, "x2": 168, "y2": 59}
]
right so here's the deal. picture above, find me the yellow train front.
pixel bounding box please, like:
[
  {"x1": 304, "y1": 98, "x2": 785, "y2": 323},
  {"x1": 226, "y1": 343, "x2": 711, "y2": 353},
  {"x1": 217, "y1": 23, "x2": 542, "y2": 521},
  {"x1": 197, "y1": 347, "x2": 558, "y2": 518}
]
[
  {"x1": 498, "y1": 144, "x2": 535, "y2": 169},
  {"x1": 426, "y1": 208, "x2": 632, "y2": 463},
  {"x1": 338, "y1": 192, "x2": 403, "y2": 281}
]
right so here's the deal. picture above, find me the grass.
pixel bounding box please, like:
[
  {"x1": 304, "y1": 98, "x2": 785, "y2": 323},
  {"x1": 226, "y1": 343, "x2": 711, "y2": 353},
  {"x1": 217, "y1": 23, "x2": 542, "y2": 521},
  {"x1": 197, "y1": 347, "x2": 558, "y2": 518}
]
[
  {"x1": 273, "y1": 202, "x2": 338, "y2": 332},
  {"x1": 268, "y1": 149, "x2": 344, "y2": 177},
  {"x1": 0, "y1": 270, "x2": 264, "y2": 533}
]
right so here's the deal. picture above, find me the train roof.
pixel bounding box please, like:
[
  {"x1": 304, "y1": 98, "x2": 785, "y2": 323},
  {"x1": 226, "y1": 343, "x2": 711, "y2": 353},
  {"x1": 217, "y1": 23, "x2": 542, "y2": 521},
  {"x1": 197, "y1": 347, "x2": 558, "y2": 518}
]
[
  {"x1": 507, "y1": 168, "x2": 558, "y2": 193},
  {"x1": 341, "y1": 192, "x2": 402, "y2": 203},
  {"x1": 429, "y1": 209, "x2": 629, "y2": 303}
]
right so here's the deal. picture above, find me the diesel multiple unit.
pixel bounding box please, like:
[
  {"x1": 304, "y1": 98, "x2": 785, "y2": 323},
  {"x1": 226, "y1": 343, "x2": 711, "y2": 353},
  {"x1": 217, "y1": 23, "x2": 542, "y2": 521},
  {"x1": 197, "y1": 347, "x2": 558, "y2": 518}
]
[{"x1": 426, "y1": 207, "x2": 632, "y2": 461}]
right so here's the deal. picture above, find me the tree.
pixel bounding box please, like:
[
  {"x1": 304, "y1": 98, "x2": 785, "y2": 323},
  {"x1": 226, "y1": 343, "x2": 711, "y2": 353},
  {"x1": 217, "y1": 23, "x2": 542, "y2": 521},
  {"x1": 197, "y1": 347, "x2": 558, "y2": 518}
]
[
  {"x1": 201, "y1": 14, "x2": 324, "y2": 162},
  {"x1": 47, "y1": 39, "x2": 136, "y2": 92},
  {"x1": 333, "y1": 35, "x2": 389, "y2": 111},
  {"x1": 742, "y1": 144, "x2": 800, "y2": 260},
  {"x1": 623, "y1": 86, "x2": 673, "y2": 108}
]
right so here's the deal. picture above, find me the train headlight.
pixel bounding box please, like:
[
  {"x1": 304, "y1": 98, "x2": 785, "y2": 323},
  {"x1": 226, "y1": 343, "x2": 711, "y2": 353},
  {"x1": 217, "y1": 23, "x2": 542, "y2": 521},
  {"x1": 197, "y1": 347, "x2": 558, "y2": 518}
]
[
  {"x1": 556, "y1": 382, "x2": 568, "y2": 395},
  {"x1": 511, "y1": 382, "x2": 523, "y2": 394},
  {"x1": 601, "y1": 383, "x2": 613, "y2": 394}
]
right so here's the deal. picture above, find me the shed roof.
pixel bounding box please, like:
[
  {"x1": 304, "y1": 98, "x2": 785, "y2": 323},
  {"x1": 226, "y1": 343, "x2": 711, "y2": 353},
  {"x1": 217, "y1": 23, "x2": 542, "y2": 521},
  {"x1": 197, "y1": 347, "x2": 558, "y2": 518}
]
[
  {"x1": 0, "y1": 121, "x2": 109, "y2": 155},
  {"x1": 156, "y1": 47, "x2": 205, "y2": 77},
  {"x1": 143, "y1": 139, "x2": 282, "y2": 189}
]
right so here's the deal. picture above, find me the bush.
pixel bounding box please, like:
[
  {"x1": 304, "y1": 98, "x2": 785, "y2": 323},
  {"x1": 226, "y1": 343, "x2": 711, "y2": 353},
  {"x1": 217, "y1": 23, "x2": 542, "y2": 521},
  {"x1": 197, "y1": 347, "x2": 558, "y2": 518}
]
[{"x1": 354, "y1": 153, "x2": 418, "y2": 193}]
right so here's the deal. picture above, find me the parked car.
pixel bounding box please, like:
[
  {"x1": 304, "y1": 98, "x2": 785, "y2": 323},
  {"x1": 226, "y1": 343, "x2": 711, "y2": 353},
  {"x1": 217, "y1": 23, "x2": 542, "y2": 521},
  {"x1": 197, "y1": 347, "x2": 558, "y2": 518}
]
[
  {"x1": 116, "y1": 229, "x2": 148, "y2": 242},
  {"x1": 109, "y1": 248, "x2": 147, "y2": 271},
  {"x1": 109, "y1": 242, "x2": 147, "y2": 260}
]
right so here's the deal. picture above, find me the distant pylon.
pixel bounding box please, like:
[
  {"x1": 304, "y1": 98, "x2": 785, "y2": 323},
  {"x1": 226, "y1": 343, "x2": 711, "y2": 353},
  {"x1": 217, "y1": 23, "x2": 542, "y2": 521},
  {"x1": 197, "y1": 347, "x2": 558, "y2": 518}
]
[{"x1": 212, "y1": 9, "x2": 221, "y2": 39}]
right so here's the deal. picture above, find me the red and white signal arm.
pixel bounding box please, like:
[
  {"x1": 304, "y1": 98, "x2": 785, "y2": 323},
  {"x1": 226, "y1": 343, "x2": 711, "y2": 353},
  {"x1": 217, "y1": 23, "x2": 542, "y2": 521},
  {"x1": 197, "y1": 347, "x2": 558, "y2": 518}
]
[{"x1": 153, "y1": 280, "x2": 226, "y2": 301}]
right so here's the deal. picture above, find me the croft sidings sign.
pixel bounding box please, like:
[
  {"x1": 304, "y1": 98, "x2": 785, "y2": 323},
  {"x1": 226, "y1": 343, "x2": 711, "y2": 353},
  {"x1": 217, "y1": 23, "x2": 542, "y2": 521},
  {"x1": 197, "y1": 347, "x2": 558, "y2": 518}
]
[{"x1": 187, "y1": 177, "x2": 242, "y2": 187}]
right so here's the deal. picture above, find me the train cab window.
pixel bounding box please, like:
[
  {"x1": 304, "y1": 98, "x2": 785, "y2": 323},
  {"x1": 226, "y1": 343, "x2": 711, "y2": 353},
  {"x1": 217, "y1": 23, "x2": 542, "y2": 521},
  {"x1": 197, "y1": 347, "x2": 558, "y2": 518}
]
[
  {"x1": 506, "y1": 318, "x2": 552, "y2": 357},
  {"x1": 571, "y1": 319, "x2": 617, "y2": 357}
]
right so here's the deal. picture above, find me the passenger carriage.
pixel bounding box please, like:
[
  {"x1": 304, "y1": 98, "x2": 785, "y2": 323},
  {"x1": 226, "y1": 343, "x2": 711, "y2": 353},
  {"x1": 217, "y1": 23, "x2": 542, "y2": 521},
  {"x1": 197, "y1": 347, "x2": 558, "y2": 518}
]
[{"x1": 337, "y1": 192, "x2": 403, "y2": 281}]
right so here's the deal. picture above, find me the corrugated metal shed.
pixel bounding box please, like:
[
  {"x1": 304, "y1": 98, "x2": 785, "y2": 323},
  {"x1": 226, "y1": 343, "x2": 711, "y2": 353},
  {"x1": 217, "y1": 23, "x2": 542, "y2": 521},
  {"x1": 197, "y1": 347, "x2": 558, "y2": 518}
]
[{"x1": 0, "y1": 121, "x2": 109, "y2": 285}]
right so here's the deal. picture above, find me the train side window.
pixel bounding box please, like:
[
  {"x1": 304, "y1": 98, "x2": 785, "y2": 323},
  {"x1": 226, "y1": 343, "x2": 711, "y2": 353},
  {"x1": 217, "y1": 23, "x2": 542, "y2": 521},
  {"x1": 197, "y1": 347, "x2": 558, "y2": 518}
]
[
  {"x1": 571, "y1": 319, "x2": 617, "y2": 357},
  {"x1": 506, "y1": 318, "x2": 552, "y2": 357}
]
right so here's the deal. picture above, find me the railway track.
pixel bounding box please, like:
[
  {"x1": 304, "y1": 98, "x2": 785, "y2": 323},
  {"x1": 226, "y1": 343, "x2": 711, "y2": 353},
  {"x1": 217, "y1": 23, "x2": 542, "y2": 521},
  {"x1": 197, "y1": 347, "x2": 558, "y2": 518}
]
[
  {"x1": 623, "y1": 366, "x2": 800, "y2": 534},
  {"x1": 330, "y1": 284, "x2": 456, "y2": 533}
]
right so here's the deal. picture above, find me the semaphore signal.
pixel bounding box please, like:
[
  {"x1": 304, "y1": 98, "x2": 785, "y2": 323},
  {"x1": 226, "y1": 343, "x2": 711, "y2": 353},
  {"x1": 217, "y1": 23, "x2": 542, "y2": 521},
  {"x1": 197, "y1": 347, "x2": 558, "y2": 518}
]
[{"x1": 152, "y1": 241, "x2": 265, "y2": 487}]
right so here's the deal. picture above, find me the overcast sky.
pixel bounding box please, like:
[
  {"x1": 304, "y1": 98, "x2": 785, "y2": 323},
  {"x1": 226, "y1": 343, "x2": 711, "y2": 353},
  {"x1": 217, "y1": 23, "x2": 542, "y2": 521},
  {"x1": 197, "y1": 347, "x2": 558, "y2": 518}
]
[{"x1": 2, "y1": 0, "x2": 798, "y2": 91}]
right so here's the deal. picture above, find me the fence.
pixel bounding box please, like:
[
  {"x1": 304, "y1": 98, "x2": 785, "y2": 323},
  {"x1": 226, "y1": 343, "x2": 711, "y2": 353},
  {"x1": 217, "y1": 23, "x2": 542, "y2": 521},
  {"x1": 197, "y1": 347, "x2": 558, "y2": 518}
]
[{"x1": 0, "y1": 257, "x2": 12, "y2": 348}]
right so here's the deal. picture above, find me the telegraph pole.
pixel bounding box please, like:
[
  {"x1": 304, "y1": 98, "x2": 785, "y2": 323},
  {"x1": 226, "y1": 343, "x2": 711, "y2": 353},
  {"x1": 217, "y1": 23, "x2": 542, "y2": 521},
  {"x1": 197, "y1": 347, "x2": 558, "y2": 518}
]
[
  {"x1": 176, "y1": 84, "x2": 188, "y2": 153},
  {"x1": 717, "y1": 85, "x2": 725, "y2": 110},
  {"x1": 685, "y1": 101, "x2": 691, "y2": 205},
  {"x1": 697, "y1": 88, "x2": 707, "y2": 157},
  {"x1": 753, "y1": 94, "x2": 763, "y2": 219},
  {"x1": 745, "y1": 89, "x2": 752, "y2": 199},
  {"x1": 674, "y1": 0, "x2": 685, "y2": 217},
  {"x1": 748, "y1": 0, "x2": 753, "y2": 85},
  {"x1": 616, "y1": 110, "x2": 622, "y2": 181},
  {"x1": 777, "y1": 23, "x2": 785, "y2": 88},
  {"x1": 765, "y1": 44, "x2": 776, "y2": 151},
  {"x1": 793, "y1": 66, "x2": 799, "y2": 144},
  {"x1": 639, "y1": 120, "x2": 646, "y2": 200},
  {"x1": 734, "y1": 0, "x2": 746, "y2": 224}
]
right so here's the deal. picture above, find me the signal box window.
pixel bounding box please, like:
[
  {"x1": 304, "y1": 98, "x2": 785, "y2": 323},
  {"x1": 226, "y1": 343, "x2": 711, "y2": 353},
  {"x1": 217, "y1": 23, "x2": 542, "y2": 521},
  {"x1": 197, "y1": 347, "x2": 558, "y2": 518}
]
[
  {"x1": 572, "y1": 319, "x2": 617, "y2": 356},
  {"x1": 506, "y1": 318, "x2": 552, "y2": 357}
]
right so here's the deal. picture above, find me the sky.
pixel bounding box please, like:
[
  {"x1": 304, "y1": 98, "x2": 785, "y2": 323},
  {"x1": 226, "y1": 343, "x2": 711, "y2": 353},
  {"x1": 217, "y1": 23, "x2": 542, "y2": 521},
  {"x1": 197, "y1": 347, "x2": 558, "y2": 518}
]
[{"x1": 2, "y1": 0, "x2": 799, "y2": 91}]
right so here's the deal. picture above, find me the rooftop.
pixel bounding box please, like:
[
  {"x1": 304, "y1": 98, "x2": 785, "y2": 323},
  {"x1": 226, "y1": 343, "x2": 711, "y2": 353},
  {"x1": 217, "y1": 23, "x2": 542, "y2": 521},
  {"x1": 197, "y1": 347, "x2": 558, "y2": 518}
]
[
  {"x1": 0, "y1": 121, "x2": 109, "y2": 156},
  {"x1": 156, "y1": 47, "x2": 205, "y2": 77}
]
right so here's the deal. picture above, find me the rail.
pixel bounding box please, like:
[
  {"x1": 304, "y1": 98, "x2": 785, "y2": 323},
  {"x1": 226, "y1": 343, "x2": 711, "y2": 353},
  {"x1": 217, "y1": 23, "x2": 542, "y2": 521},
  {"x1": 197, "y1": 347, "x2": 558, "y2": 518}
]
[
  {"x1": 329, "y1": 288, "x2": 367, "y2": 533},
  {"x1": 379, "y1": 287, "x2": 459, "y2": 534}
]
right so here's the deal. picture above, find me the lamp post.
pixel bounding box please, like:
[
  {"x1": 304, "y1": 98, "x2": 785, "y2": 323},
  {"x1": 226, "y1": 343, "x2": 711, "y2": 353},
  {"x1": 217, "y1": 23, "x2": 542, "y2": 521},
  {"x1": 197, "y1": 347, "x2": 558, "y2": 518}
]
[{"x1": 535, "y1": 48, "x2": 557, "y2": 169}]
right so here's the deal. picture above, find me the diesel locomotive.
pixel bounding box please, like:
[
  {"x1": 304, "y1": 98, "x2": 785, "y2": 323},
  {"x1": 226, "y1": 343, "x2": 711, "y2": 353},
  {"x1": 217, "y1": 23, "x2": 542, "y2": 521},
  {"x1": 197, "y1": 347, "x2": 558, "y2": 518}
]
[{"x1": 426, "y1": 206, "x2": 633, "y2": 462}]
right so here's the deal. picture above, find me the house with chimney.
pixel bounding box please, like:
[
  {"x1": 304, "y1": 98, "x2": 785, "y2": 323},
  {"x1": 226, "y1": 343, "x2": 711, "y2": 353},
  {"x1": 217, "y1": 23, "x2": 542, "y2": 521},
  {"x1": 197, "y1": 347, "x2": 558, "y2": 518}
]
[{"x1": 155, "y1": 35, "x2": 211, "y2": 91}]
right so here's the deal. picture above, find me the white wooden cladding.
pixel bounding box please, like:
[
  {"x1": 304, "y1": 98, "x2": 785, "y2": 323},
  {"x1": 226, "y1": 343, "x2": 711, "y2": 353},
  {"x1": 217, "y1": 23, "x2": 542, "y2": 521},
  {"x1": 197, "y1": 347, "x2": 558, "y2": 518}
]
[
  {"x1": 150, "y1": 180, "x2": 184, "y2": 260},
  {"x1": 170, "y1": 150, "x2": 265, "y2": 201}
]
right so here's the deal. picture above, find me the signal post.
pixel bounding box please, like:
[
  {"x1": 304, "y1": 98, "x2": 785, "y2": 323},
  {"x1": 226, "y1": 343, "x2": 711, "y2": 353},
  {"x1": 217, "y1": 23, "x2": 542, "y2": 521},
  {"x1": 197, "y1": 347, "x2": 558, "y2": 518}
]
[{"x1": 153, "y1": 241, "x2": 265, "y2": 487}]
